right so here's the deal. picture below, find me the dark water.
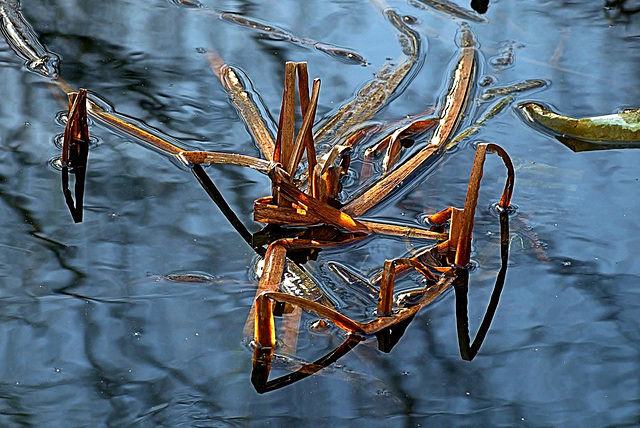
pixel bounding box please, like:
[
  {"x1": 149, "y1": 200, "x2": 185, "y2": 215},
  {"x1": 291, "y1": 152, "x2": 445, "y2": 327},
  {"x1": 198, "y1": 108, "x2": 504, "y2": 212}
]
[{"x1": 0, "y1": 0, "x2": 638, "y2": 426}]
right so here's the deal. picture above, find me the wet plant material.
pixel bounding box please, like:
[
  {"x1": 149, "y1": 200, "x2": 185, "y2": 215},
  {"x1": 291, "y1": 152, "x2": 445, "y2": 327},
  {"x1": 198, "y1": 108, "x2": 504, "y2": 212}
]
[
  {"x1": 518, "y1": 102, "x2": 640, "y2": 151},
  {"x1": 60, "y1": 89, "x2": 90, "y2": 223},
  {"x1": 1, "y1": 1, "x2": 534, "y2": 393}
]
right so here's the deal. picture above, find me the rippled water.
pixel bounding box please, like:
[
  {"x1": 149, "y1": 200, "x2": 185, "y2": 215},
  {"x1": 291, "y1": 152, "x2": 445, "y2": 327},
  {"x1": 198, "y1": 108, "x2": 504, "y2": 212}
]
[{"x1": 0, "y1": 0, "x2": 638, "y2": 426}]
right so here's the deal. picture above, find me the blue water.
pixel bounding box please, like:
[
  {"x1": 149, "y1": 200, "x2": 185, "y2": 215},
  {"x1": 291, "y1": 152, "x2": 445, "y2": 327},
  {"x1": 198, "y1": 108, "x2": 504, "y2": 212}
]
[{"x1": 0, "y1": 0, "x2": 638, "y2": 426}]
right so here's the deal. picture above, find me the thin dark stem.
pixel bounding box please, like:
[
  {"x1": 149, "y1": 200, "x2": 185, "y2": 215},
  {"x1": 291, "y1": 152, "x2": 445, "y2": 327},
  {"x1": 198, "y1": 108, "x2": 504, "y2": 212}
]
[{"x1": 190, "y1": 164, "x2": 257, "y2": 253}]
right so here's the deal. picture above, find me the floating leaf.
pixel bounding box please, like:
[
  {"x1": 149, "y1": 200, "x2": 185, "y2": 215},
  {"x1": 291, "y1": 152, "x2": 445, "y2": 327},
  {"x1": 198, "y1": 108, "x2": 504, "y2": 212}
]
[{"x1": 519, "y1": 102, "x2": 640, "y2": 143}]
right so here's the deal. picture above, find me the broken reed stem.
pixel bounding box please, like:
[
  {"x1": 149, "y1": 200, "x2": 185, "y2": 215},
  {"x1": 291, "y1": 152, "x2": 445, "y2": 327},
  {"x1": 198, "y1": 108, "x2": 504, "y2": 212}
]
[
  {"x1": 454, "y1": 143, "x2": 514, "y2": 267},
  {"x1": 61, "y1": 88, "x2": 90, "y2": 223},
  {"x1": 295, "y1": 63, "x2": 318, "y2": 183},
  {"x1": 378, "y1": 260, "x2": 396, "y2": 316},
  {"x1": 255, "y1": 293, "x2": 276, "y2": 348},
  {"x1": 276, "y1": 178, "x2": 370, "y2": 233},
  {"x1": 287, "y1": 79, "x2": 320, "y2": 175},
  {"x1": 358, "y1": 220, "x2": 448, "y2": 240},
  {"x1": 275, "y1": 62, "x2": 297, "y2": 168},
  {"x1": 247, "y1": 242, "x2": 287, "y2": 342},
  {"x1": 62, "y1": 89, "x2": 89, "y2": 165}
]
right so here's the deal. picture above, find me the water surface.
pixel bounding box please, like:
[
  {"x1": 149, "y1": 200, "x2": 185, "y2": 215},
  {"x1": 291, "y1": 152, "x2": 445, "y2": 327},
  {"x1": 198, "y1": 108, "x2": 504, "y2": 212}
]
[{"x1": 0, "y1": 0, "x2": 638, "y2": 426}]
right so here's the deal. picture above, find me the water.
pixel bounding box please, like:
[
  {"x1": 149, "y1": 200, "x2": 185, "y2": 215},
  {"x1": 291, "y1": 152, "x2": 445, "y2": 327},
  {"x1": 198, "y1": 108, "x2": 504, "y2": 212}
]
[{"x1": 0, "y1": 0, "x2": 638, "y2": 426}]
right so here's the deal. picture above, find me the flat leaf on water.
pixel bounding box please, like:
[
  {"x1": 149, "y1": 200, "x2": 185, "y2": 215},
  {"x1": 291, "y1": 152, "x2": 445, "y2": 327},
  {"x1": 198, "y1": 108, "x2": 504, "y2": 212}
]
[{"x1": 519, "y1": 102, "x2": 640, "y2": 147}]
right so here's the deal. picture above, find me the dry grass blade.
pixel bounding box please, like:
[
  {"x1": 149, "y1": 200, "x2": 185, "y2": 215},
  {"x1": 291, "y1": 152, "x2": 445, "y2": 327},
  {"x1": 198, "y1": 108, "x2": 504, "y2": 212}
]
[
  {"x1": 255, "y1": 293, "x2": 277, "y2": 347},
  {"x1": 342, "y1": 27, "x2": 476, "y2": 217},
  {"x1": 178, "y1": 151, "x2": 272, "y2": 172},
  {"x1": 58, "y1": 80, "x2": 273, "y2": 171},
  {"x1": 381, "y1": 118, "x2": 438, "y2": 172},
  {"x1": 287, "y1": 79, "x2": 320, "y2": 175},
  {"x1": 427, "y1": 26, "x2": 475, "y2": 149},
  {"x1": 294, "y1": 63, "x2": 318, "y2": 181},
  {"x1": 276, "y1": 62, "x2": 297, "y2": 167},
  {"x1": 87, "y1": 104, "x2": 184, "y2": 155},
  {"x1": 207, "y1": 50, "x2": 276, "y2": 160},
  {"x1": 357, "y1": 220, "x2": 447, "y2": 240}
]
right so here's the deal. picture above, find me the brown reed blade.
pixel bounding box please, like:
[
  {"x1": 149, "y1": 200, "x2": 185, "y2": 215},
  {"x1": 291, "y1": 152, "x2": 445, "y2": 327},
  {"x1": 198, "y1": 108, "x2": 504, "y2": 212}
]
[
  {"x1": 429, "y1": 26, "x2": 476, "y2": 148},
  {"x1": 276, "y1": 62, "x2": 297, "y2": 167},
  {"x1": 179, "y1": 151, "x2": 272, "y2": 172},
  {"x1": 287, "y1": 78, "x2": 320, "y2": 175},
  {"x1": 207, "y1": 50, "x2": 276, "y2": 160},
  {"x1": 88, "y1": 104, "x2": 184, "y2": 155},
  {"x1": 297, "y1": 62, "x2": 310, "y2": 116},
  {"x1": 455, "y1": 143, "x2": 514, "y2": 267},
  {"x1": 448, "y1": 207, "x2": 464, "y2": 262},
  {"x1": 295, "y1": 64, "x2": 318, "y2": 186},
  {"x1": 261, "y1": 292, "x2": 366, "y2": 333},
  {"x1": 54, "y1": 77, "x2": 186, "y2": 157},
  {"x1": 357, "y1": 220, "x2": 448, "y2": 240},
  {"x1": 253, "y1": 197, "x2": 321, "y2": 225},
  {"x1": 428, "y1": 206, "x2": 453, "y2": 225},
  {"x1": 61, "y1": 89, "x2": 90, "y2": 223},
  {"x1": 62, "y1": 89, "x2": 89, "y2": 165},
  {"x1": 382, "y1": 118, "x2": 438, "y2": 172},
  {"x1": 342, "y1": 28, "x2": 476, "y2": 217},
  {"x1": 255, "y1": 293, "x2": 277, "y2": 348},
  {"x1": 245, "y1": 242, "x2": 287, "y2": 341},
  {"x1": 382, "y1": 128, "x2": 404, "y2": 173},
  {"x1": 378, "y1": 260, "x2": 396, "y2": 316}
]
